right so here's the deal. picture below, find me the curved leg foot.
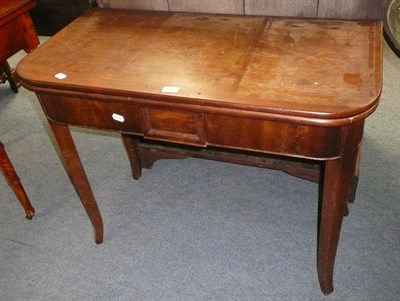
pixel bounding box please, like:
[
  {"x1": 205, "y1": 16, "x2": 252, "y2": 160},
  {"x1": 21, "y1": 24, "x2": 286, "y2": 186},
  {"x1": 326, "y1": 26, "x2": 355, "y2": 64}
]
[{"x1": 25, "y1": 210, "x2": 35, "y2": 220}]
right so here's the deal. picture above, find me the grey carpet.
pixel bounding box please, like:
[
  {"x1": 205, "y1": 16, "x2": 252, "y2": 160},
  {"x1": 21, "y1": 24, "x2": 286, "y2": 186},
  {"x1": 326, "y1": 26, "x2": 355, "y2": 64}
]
[{"x1": 0, "y1": 37, "x2": 399, "y2": 300}]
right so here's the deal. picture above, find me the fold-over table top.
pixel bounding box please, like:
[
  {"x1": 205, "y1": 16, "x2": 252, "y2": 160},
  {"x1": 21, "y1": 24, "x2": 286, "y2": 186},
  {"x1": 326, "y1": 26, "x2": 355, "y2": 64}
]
[{"x1": 16, "y1": 9, "x2": 382, "y2": 122}]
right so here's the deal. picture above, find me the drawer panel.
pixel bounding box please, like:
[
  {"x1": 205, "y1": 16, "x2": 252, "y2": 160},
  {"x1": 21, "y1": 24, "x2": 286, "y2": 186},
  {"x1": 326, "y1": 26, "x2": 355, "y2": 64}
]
[
  {"x1": 143, "y1": 107, "x2": 206, "y2": 146},
  {"x1": 39, "y1": 94, "x2": 143, "y2": 134},
  {"x1": 39, "y1": 94, "x2": 206, "y2": 146},
  {"x1": 205, "y1": 114, "x2": 341, "y2": 159}
]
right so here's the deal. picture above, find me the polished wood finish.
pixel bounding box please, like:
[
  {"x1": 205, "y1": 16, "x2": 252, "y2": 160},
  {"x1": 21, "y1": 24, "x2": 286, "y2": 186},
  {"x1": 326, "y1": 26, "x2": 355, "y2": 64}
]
[
  {"x1": 0, "y1": 0, "x2": 39, "y2": 92},
  {"x1": 0, "y1": 0, "x2": 35, "y2": 23},
  {"x1": 47, "y1": 121, "x2": 103, "y2": 244},
  {"x1": 317, "y1": 120, "x2": 364, "y2": 293},
  {"x1": 0, "y1": 0, "x2": 37, "y2": 218},
  {"x1": 0, "y1": 142, "x2": 35, "y2": 219},
  {"x1": 16, "y1": 9, "x2": 382, "y2": 295}
]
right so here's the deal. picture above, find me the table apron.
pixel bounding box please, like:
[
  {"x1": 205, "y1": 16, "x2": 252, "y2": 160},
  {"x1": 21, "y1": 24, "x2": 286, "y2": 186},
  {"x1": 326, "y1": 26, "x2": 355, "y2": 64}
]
[{"x1": 38, "y1": 93, "x2": 343, "y2": 160}]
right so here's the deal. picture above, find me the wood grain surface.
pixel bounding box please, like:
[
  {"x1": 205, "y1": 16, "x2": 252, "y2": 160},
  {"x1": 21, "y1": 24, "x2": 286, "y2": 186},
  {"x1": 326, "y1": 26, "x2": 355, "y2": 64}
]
[
  {"x1": 17, "y1": 9, "x2": 382, "y2": 122},
  {"x1": 0, "y1": 0, "x2": 34, "y2": 19}
]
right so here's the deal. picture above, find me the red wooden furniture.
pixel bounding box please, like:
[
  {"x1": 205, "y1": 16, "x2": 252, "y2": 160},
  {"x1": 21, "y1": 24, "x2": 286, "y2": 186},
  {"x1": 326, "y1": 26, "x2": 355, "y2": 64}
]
[
  {"x1": 0, "y1": 0, "x2": 39, "y2": 92},
  {"x1": 0, "y1": 0, "x2": 38, "y2": 217},
  {"x1": 16, "y1": 9, "x2": 382, "y2": 294},
  {"x1": 0, "y1": 142, "x2": 35, "y2": 219}
]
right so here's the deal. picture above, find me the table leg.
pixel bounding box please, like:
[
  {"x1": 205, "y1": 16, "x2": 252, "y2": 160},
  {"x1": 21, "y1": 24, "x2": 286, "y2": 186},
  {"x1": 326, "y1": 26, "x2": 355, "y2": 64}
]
[
  {"x1": 121, "y1": 134, "x2": 142, "y2": 180},
  {"x1": 0, "y1": 61, "x2": 19, "y2": 93},
  {"x1": 348, "y1": 146, "x2": 362, "y2": 204},
  {"x1": 317, "y1": 121, "x2": 364, "y2": 294},
  {"x1": 48, "y1": 121, "x2": 103, "y2": 244},
  {"x1": 343, "y1": 145, "x2": 361, "y2": 216},
  {"x1": 0, "y1": 141, "x2": 35, "y2": 219}
]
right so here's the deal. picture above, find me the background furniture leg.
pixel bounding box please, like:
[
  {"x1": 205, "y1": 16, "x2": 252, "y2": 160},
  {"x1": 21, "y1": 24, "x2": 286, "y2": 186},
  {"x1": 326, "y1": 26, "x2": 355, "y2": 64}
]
[
  {"x1": 121, "y1": 134, "x2": 142, "y2": 180},
  {"x1": 0, "y1": 141, "x2": 34, "y2": 219},
  {"x1": 348, "y1": 146, "x2": 362, "y2": 204},
  {"x1": 48, "y1": 121, "x2": 103, "y2": 244},
  {"x1": 0, "y1": 61, "x2": 19, "y2": 93}
]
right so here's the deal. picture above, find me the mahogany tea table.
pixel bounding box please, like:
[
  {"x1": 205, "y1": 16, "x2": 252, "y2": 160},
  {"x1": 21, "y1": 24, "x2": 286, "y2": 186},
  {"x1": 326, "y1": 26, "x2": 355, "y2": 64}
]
[{"x1": 15, "y1": 9, "x2": 382, "y2": 294}]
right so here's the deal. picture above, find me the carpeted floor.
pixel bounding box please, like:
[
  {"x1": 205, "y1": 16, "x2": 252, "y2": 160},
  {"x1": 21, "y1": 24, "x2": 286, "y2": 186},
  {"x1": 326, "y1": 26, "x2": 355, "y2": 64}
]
[{"x1": 0, "y1": 36, "x2": 399, "y2": 300}]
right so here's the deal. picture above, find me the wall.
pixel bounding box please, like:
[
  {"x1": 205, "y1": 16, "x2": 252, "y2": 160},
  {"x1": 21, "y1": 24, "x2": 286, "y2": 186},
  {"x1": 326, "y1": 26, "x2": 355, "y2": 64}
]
[
  {"x1": 97, "y1": 0, "x2": 384, "y2": 20},
  {"x1": 31, "y1": 0, "x2": 384, "y2": 36}
]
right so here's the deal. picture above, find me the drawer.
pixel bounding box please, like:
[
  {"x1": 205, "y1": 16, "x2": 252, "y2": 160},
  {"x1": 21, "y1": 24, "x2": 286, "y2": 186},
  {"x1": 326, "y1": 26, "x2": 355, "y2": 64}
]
[
  {"x1": 39, "y1": 94, "x2": 206, "y2": 146},
  {"x1": 142, "y1": 107, "x2": 206, "y2": 146},
  {"x1": 205, "y1": 114, "x2": 342, "y2": 159},
  {"x1": 38, "y1": 94, "x2": 144, "y2": 134}
]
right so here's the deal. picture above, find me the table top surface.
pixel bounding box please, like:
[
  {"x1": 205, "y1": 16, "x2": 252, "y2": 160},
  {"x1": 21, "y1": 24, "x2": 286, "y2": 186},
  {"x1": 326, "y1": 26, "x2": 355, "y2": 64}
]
[
  {"x1": 0, "y1": 0, "x2": 35, "y2": 20},
  {"x1": 16, "y1": 9, "x2": 382, "y2": 121}
]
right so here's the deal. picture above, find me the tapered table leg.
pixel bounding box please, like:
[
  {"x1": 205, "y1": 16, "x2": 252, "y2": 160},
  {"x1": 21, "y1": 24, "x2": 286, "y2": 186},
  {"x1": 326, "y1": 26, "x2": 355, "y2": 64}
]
[
  {"x1": 48, "y1": 121, "x2": 103, "y2": 244},
  {"x1": 121, "y1": 134, "x2": 142, "y2": 180},
  {"x1": 317, "y1": 121, "x2": 364, "y2": 294},
  {"x1": 0, "y1": 141, "x2": 35, "y2": 219}
]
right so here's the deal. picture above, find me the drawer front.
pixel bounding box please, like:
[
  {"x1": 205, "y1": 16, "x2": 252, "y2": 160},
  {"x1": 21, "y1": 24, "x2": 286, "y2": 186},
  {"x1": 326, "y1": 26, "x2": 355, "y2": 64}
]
[
  {"x1": 39, "y1": 94, "x2": 206, "y2": 146},
  {"x1": 142, "y1": 107, "x2": 206, "y2": 146},
  {"x1": 39, "y1": 94, "x2": 144, "y2": 134},
  {"x1": 205, "y1": 114, "x2": 341, "y2": 159}
]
